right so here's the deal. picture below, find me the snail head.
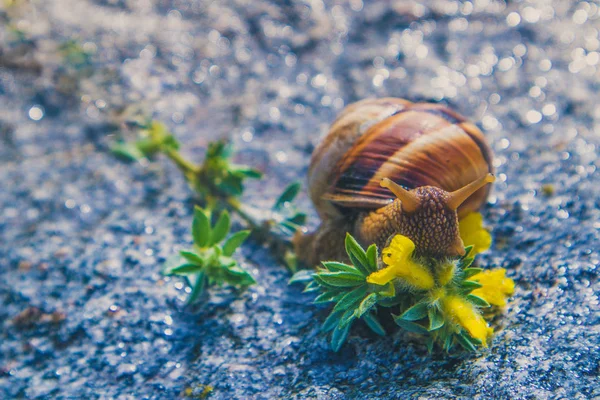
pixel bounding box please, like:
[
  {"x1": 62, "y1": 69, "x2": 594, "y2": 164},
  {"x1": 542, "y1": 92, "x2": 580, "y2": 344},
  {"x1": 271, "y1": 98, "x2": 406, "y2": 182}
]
[{"x1": 380, "y1": 173, "x2": 495, "y2": 257}]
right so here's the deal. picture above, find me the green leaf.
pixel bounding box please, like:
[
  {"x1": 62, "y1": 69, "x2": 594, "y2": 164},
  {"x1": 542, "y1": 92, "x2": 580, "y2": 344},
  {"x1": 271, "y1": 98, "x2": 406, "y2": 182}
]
[
  {"x1": 378, "y1": 282, "x2": 396, "y2": 298},
  {"x1": 344, "y1": 233, "x2": 370, "y2": 276},
  {"x1": 321, "y1": 261, "x2": 358, "y2": 274},
  {"x1": 163, "y1": 254, "x2": 185, "y2": 273},
  {"x1": 303, "y1": 281, "x2": 320, "y2": 293},
  {"x1": 322, "y1": 309, "x2": 344, "y2": 333},
  {"x1": 223, "y1": 265, "x2": 256, "y2": 286},
  {"x1": 459, "y1": 257, "x2": 475, "y2": 269},
  {"x1": 230, "y1": 165, "x2": 263, "y2": 179},
  {"x1": 333, "y1": 285, "x2": 368, "y2": 312},
  {"x1": 462, "y1": 245, "x2": 474, "y2": 258},
  {"x1": 217, "y1": 256, "x2": 237, "y2": 268},
  {"x1": 312, "y1": 274, "x2": 333, "y2": 289},
  {"x1": 377, "y1": 295, "x2": 402, "y2": 308},
  {"x1": 284, "y1": 250, "x2": 298, "y2": 273},
  {"x1": 135, "y1": 137, "x2": 160, "y2": 155},
  {"x1": 428, "y1": 307, "x2": 444, "y2": 331},
  {"x1": 167, "y1": 263, "x2": 204, "y2": 275},
  {"x1": 443, "y1": 333, "x2": 454, "y2": 352},
  {"x1": 462, "y1": 280, "x2": 484, "y2": 291},
  {"x1": 318, "y1": 272, "x2": 365, "y2": 287},
  {"x1": 192, "y1": 206, "x2": 211, "y2": 248},
  {"x1": 362, "y1": 312, "x2": 386, "y2": 336},
  {"x1": 314, "y1": 290, "x2": 345, "y2": 304},
  {"x1": 467, "y1": 294, "x2": 491, "y2": 308},
  {"x1": 179, "y1": 250, "x2": 204, "y2": 266},
  {"x1": 456, "y1": 332, "x2": 478, "y2": 352},
  {"x1": 463, "y1": 267, "x2": 482, "y2": 278},
  {"x1": 210, "y1": 210, "x2": 230, "y2": 245},
  {"x1": 365, "y1": 244, "x2": 379, "y2": 273},
  {"x1": 338, "y1": 308, "x2": 356, "y2": 328},
  {"x1": 222, "y1": 230, "x2": 250, "y2": 256},
  {"x1": 288, "y1": 269, "x2": 314, "y2": 285},
  {"x1": 111, "y1": 142, "x2": 145, "y2": 161},
  {"x1": 273, "y1": 182, "x2": 301, "y2": 210},
  {"x1": 426, "y1": 337, "x2": 435, "y2": 353},
  {"x1": 355, "y1": 293, "x2": 378, "y2": 318},
  {"x1": 279, "y1": 221, "x2": 303, "y2": 235},
  {"x1": 187, "y1": 272, "x2": 207, "y2": 304},
  {"x1": 393, "y1": 317, "x2": 429, "y2": 335},
  {"x1": 331, "y1": 323, "x2": 351, "y2": 352},
  {"x1": 220, "y1": 177, "x2": 244, "y2": 196},
  {"x1": 206, "y1": 245, "x2": 221, "y2": 265},
  {"x1": 399, "y1": 302, "x2": 429, "y2": 321},
  {"x1": 285, "y1": 212, "x2": 307, "y2": 226}
]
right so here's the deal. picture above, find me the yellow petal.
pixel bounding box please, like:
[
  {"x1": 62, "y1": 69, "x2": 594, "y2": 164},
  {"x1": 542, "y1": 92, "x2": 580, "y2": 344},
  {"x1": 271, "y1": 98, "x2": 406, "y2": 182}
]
[
  {"x1": 381, "y1": 235, "x2": 415, "y2": 266},
  {"x1": 459, "y1": 212, "x2": 492, "y2": 256},
  {"x1": 366, "y1": 235, "x2": 434, "y2": 290},
  {"x1": 367, "y1": 265, "x2": 401, "y2": 286},
  {"x1": 470, "y1": 268, "x2": 515, "y2": 307},
  {"x1": 442, "y1": 295, "x2": 492, "y2": 346}
]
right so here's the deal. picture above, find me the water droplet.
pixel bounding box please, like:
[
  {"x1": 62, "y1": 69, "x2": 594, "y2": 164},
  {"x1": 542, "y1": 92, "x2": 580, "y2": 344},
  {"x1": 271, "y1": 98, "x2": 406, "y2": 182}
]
[
  {"x1": 522, "y1": 7, "x2": 540, "y2": 23},
  {"x1": 506, "y1": 12, "x2": 521, "y2": 27},
  {"x1": 241, "y1": 130, "x2": 253, "y2": 142},
  {"x1": 526, "y1": 110, "x2": 542, "y2": 124},
  {"x1": 542, "y1": 104, "x2": 556, "y2": 116},
  {"x1": 275, "y1": 151, "x2": 288, "y2": 163},
  {"x1": 311, "y1": 74, "x2": 327, "y2": 88},
  {"x1": 28, "y1": 105, "x2": 44, "y2": 121}
]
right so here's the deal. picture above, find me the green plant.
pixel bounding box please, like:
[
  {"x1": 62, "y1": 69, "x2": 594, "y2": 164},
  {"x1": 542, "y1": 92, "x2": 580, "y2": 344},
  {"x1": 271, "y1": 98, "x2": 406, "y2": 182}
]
[
  {"x1": 164, "y1": 206, "x2": 254, "y2": 304},
  {"x1": 111, "y1": 121, "x2": 261, "y2": 208},
  {"x1": 291, "y1": 233, "x2": 514, "y2": 352}
]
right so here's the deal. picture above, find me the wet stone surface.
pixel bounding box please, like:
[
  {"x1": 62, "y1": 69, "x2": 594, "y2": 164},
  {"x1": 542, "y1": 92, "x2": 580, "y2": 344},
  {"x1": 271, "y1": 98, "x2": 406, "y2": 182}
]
[{"x1": 1, "y1": 0, "x2": 599, "y2": 399}]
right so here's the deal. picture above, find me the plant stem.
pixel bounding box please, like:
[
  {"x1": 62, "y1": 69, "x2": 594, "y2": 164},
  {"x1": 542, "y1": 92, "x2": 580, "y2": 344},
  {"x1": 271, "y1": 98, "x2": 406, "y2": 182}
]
[
  {"x1": 226, "y1": 198, "x2": 260, "y2": 230},
  {"x1": 164, "y1": 148, "x2": 200, "y2": 176},
  {"x1": 227, "y1": 197, "x2": 293, "y2": 259}
]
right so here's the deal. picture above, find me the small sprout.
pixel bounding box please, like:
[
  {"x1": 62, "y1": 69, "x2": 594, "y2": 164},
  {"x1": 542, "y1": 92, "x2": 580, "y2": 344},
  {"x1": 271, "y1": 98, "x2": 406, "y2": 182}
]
[
  {"x1": 164, "y1": 206, "x2": 254, "y2": 304},
  {"x1": 111, "y1": 120, "x2": 180, "y2": 162},
  {"x1": 111, "y1": 123, "x2": 262, "y2": 207},
  {"x1": 195, "y1": 141, "x2": 262, "y2": 202}
]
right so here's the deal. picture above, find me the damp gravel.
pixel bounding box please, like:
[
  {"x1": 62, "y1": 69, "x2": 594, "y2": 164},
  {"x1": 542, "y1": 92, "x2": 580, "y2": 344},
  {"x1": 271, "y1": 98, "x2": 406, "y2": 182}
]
[{"x1": 1, "y1": 0, "x2": 599, "y2": 399}]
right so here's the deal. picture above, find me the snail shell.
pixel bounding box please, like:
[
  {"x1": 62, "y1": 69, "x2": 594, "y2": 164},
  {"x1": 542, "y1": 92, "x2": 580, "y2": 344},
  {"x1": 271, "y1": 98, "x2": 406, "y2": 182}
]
[{"x1": 298, "y1": 97, "x2": 494, "y2": 265}]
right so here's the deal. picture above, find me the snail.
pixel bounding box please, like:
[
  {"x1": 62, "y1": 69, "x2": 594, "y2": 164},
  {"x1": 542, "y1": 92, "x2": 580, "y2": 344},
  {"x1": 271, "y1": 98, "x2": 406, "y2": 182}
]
[{"x1": 295, "y1": 97, "x2": 494, "y2": 266}]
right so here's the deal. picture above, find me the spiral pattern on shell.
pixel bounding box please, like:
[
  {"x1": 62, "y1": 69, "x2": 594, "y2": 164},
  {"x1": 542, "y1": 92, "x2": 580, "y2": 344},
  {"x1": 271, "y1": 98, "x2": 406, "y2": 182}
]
[{"x1": 308, "y1": 98, "x2": 493, "y2": 220}]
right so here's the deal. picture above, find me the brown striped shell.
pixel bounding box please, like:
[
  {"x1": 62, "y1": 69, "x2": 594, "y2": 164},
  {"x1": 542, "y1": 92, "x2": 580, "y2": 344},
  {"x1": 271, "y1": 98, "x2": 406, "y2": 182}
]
[{"x1": 308, "y1": 98, "x2": 493, "y2": 221}]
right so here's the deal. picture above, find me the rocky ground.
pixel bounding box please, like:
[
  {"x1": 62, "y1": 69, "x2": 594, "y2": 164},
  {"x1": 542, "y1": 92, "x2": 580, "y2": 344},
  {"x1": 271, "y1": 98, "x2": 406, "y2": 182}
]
[{"x1": 1, "y1": 0, "x2": 599, "y2": 399}]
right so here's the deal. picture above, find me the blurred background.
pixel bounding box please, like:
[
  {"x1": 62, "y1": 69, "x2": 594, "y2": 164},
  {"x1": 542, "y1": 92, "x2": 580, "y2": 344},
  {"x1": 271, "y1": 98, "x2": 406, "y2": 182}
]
[{"x1": 1, "y1": 1, "x2": 598, "y2": 399}]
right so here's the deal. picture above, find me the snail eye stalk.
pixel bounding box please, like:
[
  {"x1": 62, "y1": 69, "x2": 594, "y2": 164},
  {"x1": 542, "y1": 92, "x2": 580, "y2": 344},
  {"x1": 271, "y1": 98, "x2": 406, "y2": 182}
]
[
  {"x1": 447, "y1": 173, "x2": 495, "y2": 211},
  {"x1": 380, "y1": 178, "x2": 420, "y2": 212}
]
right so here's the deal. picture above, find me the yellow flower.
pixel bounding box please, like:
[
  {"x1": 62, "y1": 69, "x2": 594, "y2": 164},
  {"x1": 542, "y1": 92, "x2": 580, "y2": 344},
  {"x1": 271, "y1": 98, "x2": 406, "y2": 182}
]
[
  {"x1": 441, "y1": 295, "x2": 493, "y2": 346},
  {"x1": 366, "y1": 235, "x2": 435, "y2": 290},
  {"x1": 470, "y1": 268, "x2": 515, "y2": 307},
  {"x1": 459, "y1": 212, "x2": 492, "y2": 256}
]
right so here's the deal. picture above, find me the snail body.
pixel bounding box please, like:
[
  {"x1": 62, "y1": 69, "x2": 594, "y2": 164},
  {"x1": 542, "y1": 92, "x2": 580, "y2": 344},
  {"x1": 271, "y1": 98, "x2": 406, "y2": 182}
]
[{"x1": 296, "y1": 98, "x2": 494, "y2": 266}]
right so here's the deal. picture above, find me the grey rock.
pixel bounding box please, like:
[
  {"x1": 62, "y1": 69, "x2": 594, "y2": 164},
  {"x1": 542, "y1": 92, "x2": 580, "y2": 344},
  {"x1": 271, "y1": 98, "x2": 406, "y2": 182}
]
[{"x1": 1, "y1": 1, "x2": 598, "y2": 399}]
